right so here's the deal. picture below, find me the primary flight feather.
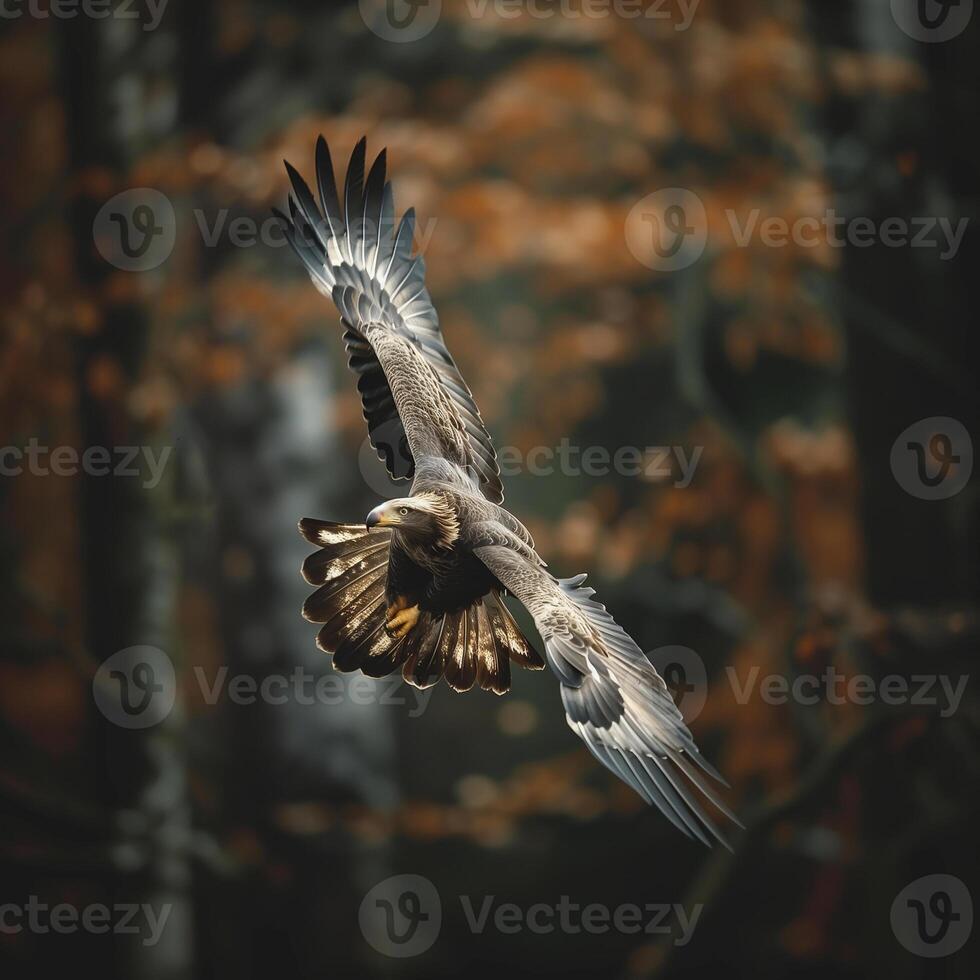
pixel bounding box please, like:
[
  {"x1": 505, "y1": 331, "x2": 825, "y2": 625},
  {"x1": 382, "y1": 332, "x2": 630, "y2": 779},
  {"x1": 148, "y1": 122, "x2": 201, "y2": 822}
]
[{"x1": 276, "y1": 136, "x2": 741, "y2": 848}]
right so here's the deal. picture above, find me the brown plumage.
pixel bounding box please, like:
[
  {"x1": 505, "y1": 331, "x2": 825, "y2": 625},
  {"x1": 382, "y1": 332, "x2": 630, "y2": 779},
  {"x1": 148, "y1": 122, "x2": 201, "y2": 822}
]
[
  {"x1": 279, "y1": 137, "x2": 741, "y2": 847},
  {"x1": 299, "y1": 519, "x2": 541, "y2": 694}
]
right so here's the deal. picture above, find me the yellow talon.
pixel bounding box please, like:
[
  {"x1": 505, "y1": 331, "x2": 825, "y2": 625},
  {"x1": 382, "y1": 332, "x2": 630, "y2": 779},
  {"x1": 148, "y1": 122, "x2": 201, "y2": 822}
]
[
  {"x1": 386, "y1": 595, "x2": 409, "y2": 618},
  {"x1": 386, "y1": 604, "x2": 420, "y2": 638}
]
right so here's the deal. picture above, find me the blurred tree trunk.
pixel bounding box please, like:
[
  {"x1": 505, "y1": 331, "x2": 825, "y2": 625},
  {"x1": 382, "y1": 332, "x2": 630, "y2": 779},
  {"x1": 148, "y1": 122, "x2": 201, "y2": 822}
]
[
  {"x1": 805, "y1": 4, "x2": 978, "y2": 977},
  {"x1": 810, "y1": 0, "x2": 978, "y2": 607},
  {"x1": 59, "y1": 8, "x2": 194, "y2": 980}
]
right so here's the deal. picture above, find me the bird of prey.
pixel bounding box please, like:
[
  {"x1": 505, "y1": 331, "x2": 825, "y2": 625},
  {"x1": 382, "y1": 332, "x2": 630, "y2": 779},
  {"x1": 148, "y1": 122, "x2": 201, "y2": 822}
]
[{"x1": 276, "y1": 137, "x2": 740, "y2": 847}]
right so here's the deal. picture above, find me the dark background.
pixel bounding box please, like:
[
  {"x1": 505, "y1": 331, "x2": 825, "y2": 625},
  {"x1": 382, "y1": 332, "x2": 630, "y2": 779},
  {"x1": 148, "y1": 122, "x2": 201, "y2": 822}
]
[{"x1": 0, "y1": 0, "x2": 977, "y2": 977}]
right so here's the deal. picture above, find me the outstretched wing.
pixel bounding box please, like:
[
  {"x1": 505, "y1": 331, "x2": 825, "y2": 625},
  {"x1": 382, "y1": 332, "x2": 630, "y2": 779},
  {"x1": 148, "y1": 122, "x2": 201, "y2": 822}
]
[
  {"x1": 475, "y1": 545, "x2": 741, "y2": 848},
  {"x1": 276, "y1": 136, "x2": 503, "y2": 502}
]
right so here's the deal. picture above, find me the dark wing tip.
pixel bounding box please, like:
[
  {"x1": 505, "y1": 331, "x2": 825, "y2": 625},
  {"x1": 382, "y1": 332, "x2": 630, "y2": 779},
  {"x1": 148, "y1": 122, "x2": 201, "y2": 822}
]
[
  {"x1": 298, "y1": 517, "x2": 324, "y2": 544},
  {"x1": 348, "y1": 136, "x2": 367, "y2": 175},
  {"x1": 282, "y1": 158, "x2": 305, "y2": 187}
]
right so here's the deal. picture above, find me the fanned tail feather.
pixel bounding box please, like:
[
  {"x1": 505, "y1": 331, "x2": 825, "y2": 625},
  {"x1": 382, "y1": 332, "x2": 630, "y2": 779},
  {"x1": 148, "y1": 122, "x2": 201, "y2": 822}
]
[
  {"x1": 299, "y1": 519, "x2": 405, "y2": 676},
  {"x1": 299, "y1": 519, "x2": 544, "y2": 692},
  {"x1": 401, "y1": 592, "x2": 543, "y2": 695}
]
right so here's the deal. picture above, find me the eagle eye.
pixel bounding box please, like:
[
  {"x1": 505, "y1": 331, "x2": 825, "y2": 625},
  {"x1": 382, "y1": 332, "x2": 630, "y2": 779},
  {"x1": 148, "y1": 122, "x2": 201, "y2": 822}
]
[{"x1": 398, "y1": 506, "x2": 409, "y2": 516}]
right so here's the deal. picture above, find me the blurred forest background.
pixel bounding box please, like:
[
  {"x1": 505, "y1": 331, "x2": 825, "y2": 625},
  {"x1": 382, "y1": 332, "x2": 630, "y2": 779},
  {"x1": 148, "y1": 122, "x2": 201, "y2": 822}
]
[{"x1": 1, "y1": 0, "x2": 977, "y2": 978}]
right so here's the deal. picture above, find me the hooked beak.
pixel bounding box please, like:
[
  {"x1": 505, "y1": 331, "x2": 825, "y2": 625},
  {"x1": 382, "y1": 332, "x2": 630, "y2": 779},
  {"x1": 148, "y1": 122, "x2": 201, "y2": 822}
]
[{"x1": 365, "y1": 505, "x2": 389, "y2": 529}]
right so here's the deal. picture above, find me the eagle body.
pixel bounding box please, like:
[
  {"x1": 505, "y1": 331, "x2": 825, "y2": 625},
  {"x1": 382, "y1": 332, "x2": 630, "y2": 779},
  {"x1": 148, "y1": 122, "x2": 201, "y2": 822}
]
[
  {"x1": 278, "y1": 137, "x2": 741, "y2": 847},
  {"x1": 388, "y1": 517, "x2": 499, "y2": 615},
  {"x1": 299, "y1": 472, "x2": 544, "y2": 695},
  {"x1": 384, "y1": 475, "x2": 525, "y2": 593}
]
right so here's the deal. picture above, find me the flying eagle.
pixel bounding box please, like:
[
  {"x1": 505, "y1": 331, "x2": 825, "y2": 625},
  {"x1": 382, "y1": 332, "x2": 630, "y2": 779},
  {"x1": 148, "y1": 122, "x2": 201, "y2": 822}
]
[{"x1": 276, "y1": 137, "x2": 740, "y2": 847}]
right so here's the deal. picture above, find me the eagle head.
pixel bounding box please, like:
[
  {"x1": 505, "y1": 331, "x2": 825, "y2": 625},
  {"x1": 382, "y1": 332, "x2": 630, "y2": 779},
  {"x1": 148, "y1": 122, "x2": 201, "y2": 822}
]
[{"x1": 365, "y1": 494, "x2": 459, "y2": 549}]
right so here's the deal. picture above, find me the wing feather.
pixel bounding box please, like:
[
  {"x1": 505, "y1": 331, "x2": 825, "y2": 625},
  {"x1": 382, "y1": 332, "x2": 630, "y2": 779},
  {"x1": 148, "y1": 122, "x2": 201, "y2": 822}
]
[
  {"x1": 314, "y1": 135, "x2": 344, "y2": 243},
  {"x1": 475, "y1": 545, "x2": 741, "y2": 848},
  {"x1": 277, "y1": 137, "x2": 503, "y2": 501}
]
